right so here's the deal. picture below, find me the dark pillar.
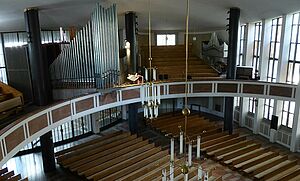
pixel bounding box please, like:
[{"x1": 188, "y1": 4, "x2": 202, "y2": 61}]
[
  {"x1": 40, "y1": 131, "x2": 56, "y2": 172},
  {"x1": 24, "y1": 8, "x2": 50, "y2": 106},
  {"x1": 125, "y1": 12, "x2": 138, "y2": 74},
  {"x1": 224, "y1": 8, "x2": 240, "y2": 134},
  {"x1": 128, "y1": 103, "x2": 138, "y2": 134}
]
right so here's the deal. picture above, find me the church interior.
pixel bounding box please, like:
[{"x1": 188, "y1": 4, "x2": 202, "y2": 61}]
[{"x1": 0, "y1": 0, "x2": 299, "y2": 180}]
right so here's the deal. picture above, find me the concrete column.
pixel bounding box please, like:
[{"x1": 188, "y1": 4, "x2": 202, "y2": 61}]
[
  {"x1": 125, "y1": 12, "x2": 138, "y2": 74},
  {"x1": 259, "y1": 19, "x2": 272, "y2": 81},
  {"x1": 253, "y1": 99, "x2": 264, "y2": 134},
  {"x1": 128, "y1": 103, "x2": 139, "y2": 134},
  {"x1": 40, "y1": 131, "x2": 56, "y2": 172},
  {"x1": 290, "y1": 84, "x2": 300, "y2": 152},
  {"x1": 24, "y1": 8, "x2": 50, "y2": 106},
  {"x1": 239, "y1": 97, "x2": 249, "y2": 128},
  {"x1": 224, "y1": 8, "x2": 240, "y2": 134},
  {"x1": 91, "y1": 112, "x2": 101, "y2": 134}
]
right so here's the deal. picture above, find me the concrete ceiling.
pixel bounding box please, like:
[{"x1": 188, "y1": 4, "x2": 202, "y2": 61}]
[{"x1": 0, "y1": 0, "x2": 299, "y2": 32}]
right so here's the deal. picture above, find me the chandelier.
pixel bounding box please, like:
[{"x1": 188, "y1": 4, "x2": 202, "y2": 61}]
[
  {"x1": 142, "y1": 0, "x2": 160, "y2": 119},
  {"x1": 160, "y1": 0, "x2": 209, "y2": 180}
]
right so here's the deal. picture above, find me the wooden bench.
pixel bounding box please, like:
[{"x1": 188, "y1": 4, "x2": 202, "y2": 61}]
[
  {"x1": 224, "y1": 148, "x2": 266, "y2": 165},
  {"x1": 266, "y1": 165, "x2": 300, "y2": 181},
  {"x1": 216, "y1": 143, "x2": 261, "y2": 161}
]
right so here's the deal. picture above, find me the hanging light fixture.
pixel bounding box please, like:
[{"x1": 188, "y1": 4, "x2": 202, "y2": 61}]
[
  {"x1": 161, "y1": 0, "x2": 210, "y2": 180},
  {"x1": 141, "y1": 0, "x2": 160, "y2": 120}
]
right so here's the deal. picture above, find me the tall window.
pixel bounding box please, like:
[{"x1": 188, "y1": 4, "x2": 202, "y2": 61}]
[
  {"x1": 287, "y1": 12, "x2": 300, "y2": 85},
  {"x1": 263, "y1": 99, "x2": 274, "y2": 120},
  {"x1": 238, "y1": 25, "x2": 246, "y2": 66},
  {"x1": 252, "y1": 22, "x2": 262, "y2": 77},
  {"x1": 267, "y1": 17, "x2": 283, "y2": 83},
  {"x1": 156, "y1": 34, "x2": 176, "y2": 46},
  {"x1": 0, "y1": 38, "x2": 7, "y2": 84},
  {"x1": 248, "y1": 97, "x2": 257, "y2": 114},
  {"x1": 281, "y1": 101, "x2": 295, "y2": 128}
]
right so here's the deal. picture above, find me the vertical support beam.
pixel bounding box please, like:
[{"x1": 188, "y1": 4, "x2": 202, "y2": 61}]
[
  {"x1": 40, "y1": 131, "x2": 56, "y2": 173},
  {"x1": 24, "y1": 8, "x2": 50, "y2": 106},
  {"x1": 125, "y1": 12, "x2": 138, "y2": 74},
  {"x1": 91, "y1": 112, "x2": 100, "y2": 134},
  {"x1": 224, "y1": 8, "x2": 240, "y2": 134},
  {"x1": 239, "y1": 97, "x2": 249, "y2": 127},
  {"x1": 128, "y1": 103, "x2": 139, "y2": 134},
  {"x1": 290, "y1": 84, "x2": 300, "y2": 152},
  {"x1": 259, "y1": 19, "x2": 272, "y2": 81},
  {"x1": 254, "y1": 98, "x2": 264, "y2": 134}
]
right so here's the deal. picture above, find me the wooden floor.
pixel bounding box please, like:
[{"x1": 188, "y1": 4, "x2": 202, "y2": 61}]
[{"x1": 149, "y1": 112, "x2": 300, "y2": 181}]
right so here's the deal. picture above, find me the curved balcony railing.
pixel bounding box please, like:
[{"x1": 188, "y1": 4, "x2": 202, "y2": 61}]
[{"x1": 0, "y1": 80, "x2": 298, "y2": 166}]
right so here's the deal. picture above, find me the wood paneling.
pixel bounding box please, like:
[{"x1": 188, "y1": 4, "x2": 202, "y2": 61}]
[
  {"x1": 269, "y1": 86, "x2": 293, "y2": 98},
  {"x1": 28, "y1": 114, "x2": 48, "y2": 136},
  {"x1": 243, "y1": 84, "x2": 264, "y2": 94},
  {"x1": 76, "y1": 98, "x2": 94, "y2": 113},
  {"x1": 100, "y1": 92, "x2": 117, "y2": 105},
  {"x1": 217, "y1": 84, "x2": 238, "y2": 93},
  {"x1": 193, "y1": 84, "x2": 212, "y2": 93},
  {"x1": 122, "y1": 89, "x2": 140, "y2": 100},
  {"x1": 52, "y1": 105, "x2": 71, "y2": 123},
  {"x1": 169, "y1": 85, "x2": 185, "y2": 94},
  {"x1": 5, "y1": 127, "x2": 25, "y2": 153}
]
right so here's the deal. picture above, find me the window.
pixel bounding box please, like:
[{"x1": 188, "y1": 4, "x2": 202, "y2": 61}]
[
  {"x1": 252, "y1": 22, "x2": 262, "y2": 77},
  {"x1": 287, "y1": 12, "x2": 300, "y2": 85},
  {"x1": 263, "y1": 99, "x2": 274, "y2": 120},
  {"x1": 156, "y1": 34, "x2": 176, "y2": 46},
  {"x1": 267, "y1": 17, "x2": 283, "y2": 83},
  {"x1": 281, "y1": 101, "x2": 295, "y2": 128},
  {"x1": 238, "y1": 25, "x2": 246, "y2": 66},
  {"x1": 0, "y1": 37, "x2": 7, "y2": 84},
  {"x1": 248, "y1": 97, "x2": 257, "y2": 114},
  {"x1": 235, "y1": 97, "x2": 240, "y2": 107}
]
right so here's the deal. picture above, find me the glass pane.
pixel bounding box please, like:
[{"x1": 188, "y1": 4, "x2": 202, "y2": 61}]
[
  {"x1": 287, "y1": 63, "x2": 293, "y2": 83},
  {"x1": 0, "y1": 55, "x2": 5, "y2": 67},
  {"x1": 293, "y1": 13, "x2": 300, "y2": 25},
  {"x1": 284, "y1": 101, "x2": 289, "y2": 111},
  {"x1": 271, "y1": 28, "x2": 276, "y2": 42},
  {"x1": 269, "y1": 108, "x2": 273, "y2": 119},
  {"x1": 290, "y1": 102, "x2": 295, "y2": 114},
  {"x1": 270, "y1": 42, "x2": 275, "y2": 58},
  {"x1": 288, "y1": 114, "x2": 293, "y2": 128},
  {"x1": 268, "y1": 60, "x2": 273, "y2": 77},
  {"x1": 157, "y1": 34, "x2": 166, "y2": 46},
  {"x1": 289, "y1": 43, "x2": 296, "y2": 60},
  {"x1": 0, "y1": 68, "x2": 7, "y2": 84},
  {"x1": 296, "y1": 46, "x2": 300, "y2": 61},
  {"x1": 166, "y1": 34, "x2": 176, "y2": 46},
  {"x1": 291, "y1": 26, "x2": 297, "y2": 43},
  {"x1": 293, "y1": 63, "x2": 300, "y2": 84},
  {"x1": 275, "y1": 42, "x2": 280, "y2": 59},
  {"x1": 273, "y1": 61, "x2": 278, "y2": 79},
  {"x1": 277, "y1": 26, "x2": 282, "y2": 42},
  {"x1": 264, "y1": 106, "x2": 268, "y2": 118},
  {"x1": 282, "y1": 112, "x2": 288, "y2": 126},
  {"x1": 270, "y1": 99, "x2": 274, "y2": 107}
]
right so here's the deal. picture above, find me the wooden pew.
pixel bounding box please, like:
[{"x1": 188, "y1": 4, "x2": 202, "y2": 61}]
[
  {"x1": 0, "y1": 168, "x2": 7, "y2": 175},
  {"x1": 266, "y1": 165, "x2": 300, "y2": 181},
  {"x1": 201, "y1": 133, "x2": 239, "y2": 148},
  {"x1": 77, "y1": 142, "x2": 155, "y2": 175},
  {"x1": 7, "y1": 174, "x2": 21, "y2": 181},
  {"x1": 202, "y1": 136, "x2": 246, "y2": 153},
  {"x1": 233, "y1": 151, "x2": 278, "y2": 170},
  {"x1": 217, "y1": 143, "x2": 261, "y2": 161},
  {"x1": 101, "y1": 150, "x2": 169, "y2": 181},
  {"x1": 57, "y1": 132, "x2": 130, "y2": 162},
  {"x1": 55, "y1": 131, "x2": 122, "y2": 157},
  {"x1": 86, "y1": 147, "x2": 162, "y2": 180},
  {"x1": 117, "y1": 155, "x2": 170, "y2": 181},
  {"x1": 254, "y1": 159, "x2": 297, "y2": 180},
  {"x1": 207, "y1": 140, "x2": 255, "y2": 157},
  {"x1": 243, "y1": 155, "x2": 288, "y2": 176},
  {"x1": 0, "y1": 171, "x2": 14, "y2": 181},
  {"x1": 67, "y1": 137, "x2": 144, "y2": 170},
  {"x1": 224, "y1": 148, "x2": 267, "y2": 165}
]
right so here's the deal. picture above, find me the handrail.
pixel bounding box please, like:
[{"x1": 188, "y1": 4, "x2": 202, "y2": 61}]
[{"x1": 0, "y1": 80, "x2": 298, "y2": 166}]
